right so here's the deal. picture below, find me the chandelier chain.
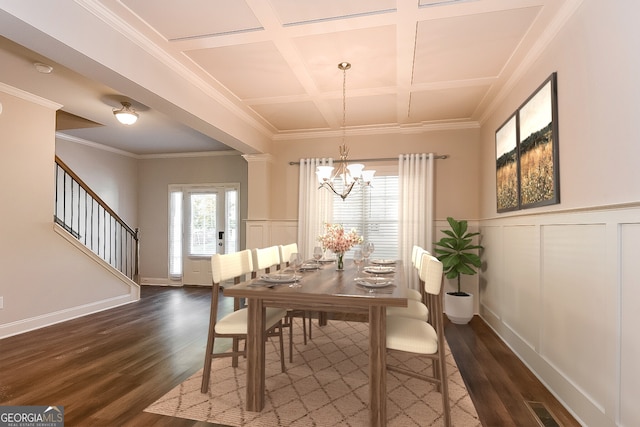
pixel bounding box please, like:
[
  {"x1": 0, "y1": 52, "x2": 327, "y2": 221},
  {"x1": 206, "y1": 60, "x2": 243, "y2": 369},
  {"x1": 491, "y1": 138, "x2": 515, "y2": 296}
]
[{"x1": 342, "y1": 65, "x2": 347, "y2": 136}]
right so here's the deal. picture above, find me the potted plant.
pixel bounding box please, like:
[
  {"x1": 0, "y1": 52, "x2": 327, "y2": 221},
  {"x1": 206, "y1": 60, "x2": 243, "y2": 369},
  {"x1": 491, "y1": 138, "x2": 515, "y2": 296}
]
[{"x1": 433, "y1": 217, "x2": 483, "y2": 324}]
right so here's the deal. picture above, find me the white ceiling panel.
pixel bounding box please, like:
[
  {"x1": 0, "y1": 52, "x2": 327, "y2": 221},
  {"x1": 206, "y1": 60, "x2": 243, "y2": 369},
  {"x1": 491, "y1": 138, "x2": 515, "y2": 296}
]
[
  {"x1": 252, "y1": 101, "x2": 329, "y2": 131},
  {"x1": 337, "y1": 94, "x2": 398, "y2": 127},
  {"x1": 187, "y1": 41, "x2": 306, "y2": 99},
  {"x1": 413, "y1": 6, "x2": 541, "y2": 83},
  {"x1": 269, "y1": 0, "x2": 396, "y2": 25},
  {"x1": 409, "y1": 85, "x2": 490, "y2": 122},
  {"x1": 122, "y1": 0, "x2": 262, "y2": 40},
  {"x1": 294, "y1": 26, "x2": 397, "y2": 92}
]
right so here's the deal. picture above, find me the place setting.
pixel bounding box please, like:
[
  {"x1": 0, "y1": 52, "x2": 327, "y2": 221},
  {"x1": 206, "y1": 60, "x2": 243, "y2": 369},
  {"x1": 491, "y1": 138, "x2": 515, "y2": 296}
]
[
  {"x1": 248, "y1": 272, "x2": 302, "y2": 288},
  {"x1": 354, "y1": 277, "x2": 395, "y2": 294},
  {"x1": 352, "y1": 247, "x2": 396, "y2": 293}
]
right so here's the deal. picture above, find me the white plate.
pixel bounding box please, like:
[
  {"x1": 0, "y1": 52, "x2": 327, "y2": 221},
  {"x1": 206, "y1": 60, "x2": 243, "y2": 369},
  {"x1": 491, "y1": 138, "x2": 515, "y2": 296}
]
[
  {"x1": 364, "y1": 266, "x2": 395, "y2": 274},
  {"x1": 318, "y1": 258, "x2": 336, "y2": 264},
  {"x1": 298, "y1": 263, "x2": 319, "y2": 271},
  {"x1": 355, "y1": 277, "x2": 394, "y2": 288},
  {"x1": 260, "y1": 273, "x2": 300, "y2": 283},
  {"x1": 371, "y1": 259, "x2": 396, "y2": 265}
]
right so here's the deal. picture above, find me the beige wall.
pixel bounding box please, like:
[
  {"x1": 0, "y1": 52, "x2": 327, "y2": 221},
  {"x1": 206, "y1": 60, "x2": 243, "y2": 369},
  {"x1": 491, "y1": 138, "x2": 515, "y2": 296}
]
[
  {"x1": 269, "y1": 129, "x2": 481, "y2": 221},
  {"x1": 137, "y1": 154, "x2": 248, "y2": 282},
  {"x1": 0, "y1": 86, "x2": 137, "y2": 339},
  {"x1": 477, "y1": 2, "x2": 640, "y2": 426},
  {"x1": 55, "y1": 137, "x2": 139, "y2": 227}
]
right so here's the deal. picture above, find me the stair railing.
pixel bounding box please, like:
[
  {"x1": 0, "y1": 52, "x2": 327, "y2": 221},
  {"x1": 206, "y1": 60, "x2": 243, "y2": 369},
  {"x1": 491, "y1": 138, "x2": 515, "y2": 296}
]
[{"x1": 54, "y1": 156, "x2": 139, "y2": 282}]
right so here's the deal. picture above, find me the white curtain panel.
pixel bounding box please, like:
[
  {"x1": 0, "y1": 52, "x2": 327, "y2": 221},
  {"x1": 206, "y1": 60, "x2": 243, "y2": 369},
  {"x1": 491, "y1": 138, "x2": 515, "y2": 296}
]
[
  {"x1": 398, "y1": 153, "x2": 434, "y2": 291},
  {"x1": 297, "y1": 158, "x2": 334, "y2": 259}
]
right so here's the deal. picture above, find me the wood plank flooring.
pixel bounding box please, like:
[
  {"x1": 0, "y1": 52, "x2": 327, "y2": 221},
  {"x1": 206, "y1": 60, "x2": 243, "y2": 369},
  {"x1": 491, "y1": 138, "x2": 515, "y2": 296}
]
[{"x1": 0, "y1": 286, "x2": 579, "y2": 426}]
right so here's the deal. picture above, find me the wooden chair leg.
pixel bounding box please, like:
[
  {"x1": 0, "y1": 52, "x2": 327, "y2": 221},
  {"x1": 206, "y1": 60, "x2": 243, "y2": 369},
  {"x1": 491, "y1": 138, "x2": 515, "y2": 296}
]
[
  {"x1": 289, "y1": 315, "x2": 294, "y2": 363},
  {"x1": 438, "y1": 352, "x2": 451, "y2": 426},
  {"x1": 278, "y1": 322, "x2": 286, "y2": 373},
  {"x1": 302, "y1": 312, "x2": 308, "y2": 345},
  {"x1": 201, "y1": 297, "x2": 217, "y2": 393},
  {"x1": 232, "y1": 337, "x2": 240, "y2": 367}
]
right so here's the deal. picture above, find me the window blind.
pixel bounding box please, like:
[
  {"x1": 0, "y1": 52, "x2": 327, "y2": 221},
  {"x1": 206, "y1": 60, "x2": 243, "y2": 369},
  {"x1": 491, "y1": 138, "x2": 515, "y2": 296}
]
[{"x1": 332, "y1": 175, "x2": 399, "y2": 259}]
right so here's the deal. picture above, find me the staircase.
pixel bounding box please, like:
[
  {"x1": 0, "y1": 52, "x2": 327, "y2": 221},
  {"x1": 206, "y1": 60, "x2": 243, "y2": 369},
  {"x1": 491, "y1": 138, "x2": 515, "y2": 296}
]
[{"x1": 54, "y1": 156, "x2": 139, "y2": 283}]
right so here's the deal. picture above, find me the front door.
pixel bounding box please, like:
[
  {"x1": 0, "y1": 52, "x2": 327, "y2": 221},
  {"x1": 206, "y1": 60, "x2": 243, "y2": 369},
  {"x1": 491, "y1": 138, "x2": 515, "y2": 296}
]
[{"x1": 170, "y1": 184, "x2": 239, "y2": 285}]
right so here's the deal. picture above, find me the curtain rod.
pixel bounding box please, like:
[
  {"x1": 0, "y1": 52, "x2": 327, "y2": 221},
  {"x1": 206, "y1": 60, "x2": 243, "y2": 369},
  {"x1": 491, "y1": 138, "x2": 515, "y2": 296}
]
[{"x1": 288, "y1": 154, "x2": 448, "y2": 166}]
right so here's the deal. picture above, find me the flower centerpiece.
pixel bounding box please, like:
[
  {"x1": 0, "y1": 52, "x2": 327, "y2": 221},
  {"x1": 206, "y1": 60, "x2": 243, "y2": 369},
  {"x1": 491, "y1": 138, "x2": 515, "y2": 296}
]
[{"x1": 318, "y1": 223, "x2": 363, "y2": 270}]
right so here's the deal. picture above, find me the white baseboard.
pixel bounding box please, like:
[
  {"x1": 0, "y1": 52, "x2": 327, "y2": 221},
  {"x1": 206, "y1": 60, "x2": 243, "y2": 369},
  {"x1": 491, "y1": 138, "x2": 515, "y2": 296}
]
[{"x1": 0, "y1": 293, "x2": 137, "y2": 339}]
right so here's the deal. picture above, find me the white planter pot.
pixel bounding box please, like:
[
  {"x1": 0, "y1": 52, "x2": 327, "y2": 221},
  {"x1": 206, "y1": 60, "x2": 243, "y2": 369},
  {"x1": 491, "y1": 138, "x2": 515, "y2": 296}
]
[{"x1": 444, "y1": 292, "x2": 474, "y2": 324}]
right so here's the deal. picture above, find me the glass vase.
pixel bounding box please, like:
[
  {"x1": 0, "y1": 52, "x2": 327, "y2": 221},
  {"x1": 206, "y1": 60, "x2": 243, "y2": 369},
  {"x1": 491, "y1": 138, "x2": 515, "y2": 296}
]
[{"x1": 337, "y1": 253, "x2": 344, "y2": 270}]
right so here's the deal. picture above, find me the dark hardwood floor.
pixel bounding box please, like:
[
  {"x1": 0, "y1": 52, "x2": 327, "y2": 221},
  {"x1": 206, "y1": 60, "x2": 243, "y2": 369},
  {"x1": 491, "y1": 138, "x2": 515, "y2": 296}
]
[{"x1": 0, "y1": 286, "x2": 579, "y2": 426}]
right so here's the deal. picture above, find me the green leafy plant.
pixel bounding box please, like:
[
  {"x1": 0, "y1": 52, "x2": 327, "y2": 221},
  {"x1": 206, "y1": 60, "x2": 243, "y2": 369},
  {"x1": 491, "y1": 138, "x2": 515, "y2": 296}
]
[{"x1": 434, "y1": 217, "x2": 483, "y2": 295}]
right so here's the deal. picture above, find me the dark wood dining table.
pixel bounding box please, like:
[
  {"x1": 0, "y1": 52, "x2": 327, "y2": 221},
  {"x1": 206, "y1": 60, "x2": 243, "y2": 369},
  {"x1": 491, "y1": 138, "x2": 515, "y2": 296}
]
[{"x1": 223, "y1": 260, "x2": 408, "y2": 427}]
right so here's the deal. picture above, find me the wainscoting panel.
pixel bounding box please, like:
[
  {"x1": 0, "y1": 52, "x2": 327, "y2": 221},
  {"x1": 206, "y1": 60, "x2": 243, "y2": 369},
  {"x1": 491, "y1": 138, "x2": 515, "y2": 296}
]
[
  {"x1": 502, "y1": 225, "x2": 540, "y2": 351},
  {"x1": 620, "y1": 223, "x2": 640, "y2": 427},
  {"x1": 478, "y1": 225, "x2": 503, "y2": 320},
  {"x1": 244, "y1": 220, "x2": 298, "y2": 252},
  {"x1": 541, "y1": 224, "x2": 614, "y2": 414},
  {"x1": 245, "y1": 220, "x2": 270, "y2": 250},
  {"x1": 270, "y1": 221, "x2": 298, "y2": 247},
  {"x1": 480, "y1": 206, "x2": 640, "y2": 427}
]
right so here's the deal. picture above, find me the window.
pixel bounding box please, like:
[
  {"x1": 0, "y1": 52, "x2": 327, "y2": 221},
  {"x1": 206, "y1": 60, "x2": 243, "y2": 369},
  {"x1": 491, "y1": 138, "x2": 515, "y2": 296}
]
[{"x1": 332, "y1": 173, "x2": 399, "y2": 259}]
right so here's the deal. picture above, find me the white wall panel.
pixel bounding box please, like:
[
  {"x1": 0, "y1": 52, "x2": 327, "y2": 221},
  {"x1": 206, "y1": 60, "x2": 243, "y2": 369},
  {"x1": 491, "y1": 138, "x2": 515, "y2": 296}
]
[
  {"x1": 502, "y1": 225, "x2": 540, "y2": 350},
  {"x1": 620, "y1": 223, "x2": 640, "y2": 427},
  {"x1": 246, "y1": 221, "x2": 269, "y2": 250},
  {"x1": 478, "y1": 225, "x2": 502, "y2": 319},
  {"x1": 270, "y1": 221, "x2": 298, "y2": 248},
  {"x1": 541, "y1": 224, "x2": 615, "y2": 413}
]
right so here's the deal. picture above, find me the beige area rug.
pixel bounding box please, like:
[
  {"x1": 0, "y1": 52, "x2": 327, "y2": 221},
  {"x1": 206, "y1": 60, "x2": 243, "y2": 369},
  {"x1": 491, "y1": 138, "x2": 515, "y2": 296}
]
[{"x1": 145, "y1": 319, "x2": 480, "y2": 426}]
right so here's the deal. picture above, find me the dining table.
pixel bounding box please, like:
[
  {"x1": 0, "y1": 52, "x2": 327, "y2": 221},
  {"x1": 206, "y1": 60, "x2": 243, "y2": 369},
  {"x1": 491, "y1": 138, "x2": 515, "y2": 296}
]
[{"x1": 223, "y1": 258, "x2": 408, "y2": 427}]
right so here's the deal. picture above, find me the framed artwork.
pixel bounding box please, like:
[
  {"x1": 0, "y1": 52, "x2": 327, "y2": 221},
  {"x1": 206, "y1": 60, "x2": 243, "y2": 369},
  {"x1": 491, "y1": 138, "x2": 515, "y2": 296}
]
[
  {"x1": 496, "y1": 114, "x2": 519, "y2": 212},
  {"x1": 495, "y1": 72, "x2": 559, "y2": 212}
]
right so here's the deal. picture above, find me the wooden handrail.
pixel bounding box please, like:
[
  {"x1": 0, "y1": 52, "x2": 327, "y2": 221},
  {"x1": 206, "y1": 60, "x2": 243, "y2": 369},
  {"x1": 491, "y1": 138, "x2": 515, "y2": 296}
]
[
  {"x1": 55, "y1": 156, "x2": 136, "y2": 237},
  {"x1": 55, "y1": 155, "x2": 139, "y2": 282}
]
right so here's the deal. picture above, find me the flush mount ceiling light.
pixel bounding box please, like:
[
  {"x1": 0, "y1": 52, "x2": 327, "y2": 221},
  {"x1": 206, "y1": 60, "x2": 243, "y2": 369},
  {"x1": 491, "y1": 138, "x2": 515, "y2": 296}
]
[
  {"x1": 113, "y1": 101, "x2": 139, "y2": 125},
  {"x1": 33, "y1": 62, "x2": 53, "y2": 74}
]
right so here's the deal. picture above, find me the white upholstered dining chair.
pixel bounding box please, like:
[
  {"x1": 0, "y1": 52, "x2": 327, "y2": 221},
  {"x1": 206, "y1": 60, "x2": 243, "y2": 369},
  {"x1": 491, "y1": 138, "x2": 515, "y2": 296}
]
[
  {"x1": 277, "y1": 243, "x2": 312, "y2": 361},
  {"x1": 200, "y1": 249, "x2": 287, "y2": 394},
  {"x1": 410, "y1": 245, "x2": 429, "y2": 302},
  {"x1": 251, "y1": 245, "x2": 282, "y2": 277},
  {"x1": 386, "y1": 245, "x2": 430, "y2": 320},
  {"x1": 386, "y1": 253, "x2": 451, "y2": 426},
  {"x1": 251, "y1": 245, "x2": 307, "y2": 362}
]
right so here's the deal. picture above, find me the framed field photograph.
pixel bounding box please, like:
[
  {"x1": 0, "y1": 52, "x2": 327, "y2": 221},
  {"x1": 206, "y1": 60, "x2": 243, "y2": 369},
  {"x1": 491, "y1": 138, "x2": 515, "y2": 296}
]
[
  {"x1": 495, "y1": 72, "x2": 559, "y2": 212},
  {"x1": 518, "y1": 73, "x2": 559, "y2": 209},
  {"x1": 495, "y1": 115, "x2": 519, "y2": 212}
]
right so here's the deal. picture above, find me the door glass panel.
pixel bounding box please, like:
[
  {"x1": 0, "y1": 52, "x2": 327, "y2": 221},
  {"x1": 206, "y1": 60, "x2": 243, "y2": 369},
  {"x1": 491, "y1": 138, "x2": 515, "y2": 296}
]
[
  {"x1": 169, "y1": 190, "x2": 183, "y2": 277},
  {"x1": 189, "y1": 193, "x2": 217, "y2": 256}
]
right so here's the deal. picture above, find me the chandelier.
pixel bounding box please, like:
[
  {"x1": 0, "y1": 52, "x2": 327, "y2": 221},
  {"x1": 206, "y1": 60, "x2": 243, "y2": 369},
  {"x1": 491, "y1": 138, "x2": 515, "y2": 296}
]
[{"x1": 316, "y1": 62, "x2": 375, "y2": 200}]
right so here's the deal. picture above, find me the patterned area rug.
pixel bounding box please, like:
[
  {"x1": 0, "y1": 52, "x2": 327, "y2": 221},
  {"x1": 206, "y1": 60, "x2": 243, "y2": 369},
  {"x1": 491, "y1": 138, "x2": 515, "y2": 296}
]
[{"x1": 145, "y1": 319, "x2": 480, "y2": 426}]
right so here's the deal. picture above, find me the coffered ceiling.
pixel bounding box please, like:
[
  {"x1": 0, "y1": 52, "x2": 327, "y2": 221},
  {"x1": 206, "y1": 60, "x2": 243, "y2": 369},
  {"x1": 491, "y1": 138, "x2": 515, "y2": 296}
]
[{"x1": 0, "y1": 0, "x2": 576, "y2": 155}]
